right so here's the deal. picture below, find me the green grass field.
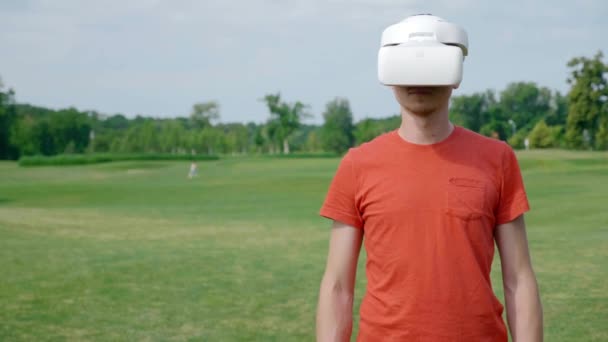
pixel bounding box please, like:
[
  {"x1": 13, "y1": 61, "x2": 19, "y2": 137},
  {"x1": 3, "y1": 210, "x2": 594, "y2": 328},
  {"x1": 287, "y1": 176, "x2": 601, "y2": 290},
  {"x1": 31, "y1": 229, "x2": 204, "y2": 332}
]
[{"x1": 1, "y1": 150, "x2": 607, "y2": 341}]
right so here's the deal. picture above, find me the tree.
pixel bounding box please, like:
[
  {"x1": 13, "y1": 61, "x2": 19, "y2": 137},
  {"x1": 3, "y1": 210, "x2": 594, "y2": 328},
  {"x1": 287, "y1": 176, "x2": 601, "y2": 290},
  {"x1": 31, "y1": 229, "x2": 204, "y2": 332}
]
[
  {"x1": 449, "y1": 90, "x2": 499, "y2": 133},
  {"x1": 565, "y1": 51, "x2": 608, "y2": 149},
  {"x1": 0, "y1": 78, "x2": 18, "y2": 159},
  {"x1": 480, "y1": 120, "x2": 509, "y2": 140},
  {"x1": 304, "y1": 130, "x2": 322, "y2": 152},
  {"x1": 190, "y1": 101, "x2": 220, "y2": 129},
  {"x1": 252, "y1": 125, "x2": 265, "y2": 153},
  {"x1": 140, "y1": 120, "x2": 159, "y2": 152},
  {"x1": 48, "y1": 108, "x2": 92, "y2": 154},
  {"x1": 287, "y1": 124, "x2": 317, "y2": 153},
  {"x1": 499, "y1": 82, "x2": 552, "y2": 133},
  {"x1": 10, "y1": 115, "x2": 38, "y2": 156},
  {"x1": 264, "y1": 120, "x2": 279, "y2": 154},
  {"x1": 90, "y1": 114, "x2": 129, "y2": 153},
  {"x1": 261, "y1": 93, "x2": 309, "y2": 154},
  {"x1": 320, "y1": 98, "x2": 355, "y2": 154},
  {"x1": 198, "y1": 126, "x2": 221, "y2": 155},
  {"x1": 115, "y1": 119, "x2": 159, "y2": 153},
  {"x1": 160, "y1": 120, "x2": 186, "y2": 153},
  {"x1": 354, "y1": 115, "x2": 400, "y2": 145},
  {"x1": 545, "y1": 91, "x2": 568, "y2": 126},
  {"x1": 217, "y1": 123, "x2": 250, "y2": 154},
  {"x1": 596, "y1": 115, "x2": 608, "y2": 150},
  {"x1": 103, "y1": 114, "x2": 130, "y2": 130}
]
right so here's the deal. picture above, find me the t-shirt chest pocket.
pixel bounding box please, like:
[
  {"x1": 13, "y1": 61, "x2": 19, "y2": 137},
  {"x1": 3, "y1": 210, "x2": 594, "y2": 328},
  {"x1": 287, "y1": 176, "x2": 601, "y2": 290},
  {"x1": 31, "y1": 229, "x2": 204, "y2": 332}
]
[{"x1": 445, "y1": 177, "x2": 489, "y2": 220}]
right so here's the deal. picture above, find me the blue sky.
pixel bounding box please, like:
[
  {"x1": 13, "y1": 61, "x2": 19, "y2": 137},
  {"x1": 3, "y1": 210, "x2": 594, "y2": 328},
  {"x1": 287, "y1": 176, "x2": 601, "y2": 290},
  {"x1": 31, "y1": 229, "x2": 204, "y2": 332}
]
[{"x1": 0, "y1": 0, "x2": 606, "y2": 124}]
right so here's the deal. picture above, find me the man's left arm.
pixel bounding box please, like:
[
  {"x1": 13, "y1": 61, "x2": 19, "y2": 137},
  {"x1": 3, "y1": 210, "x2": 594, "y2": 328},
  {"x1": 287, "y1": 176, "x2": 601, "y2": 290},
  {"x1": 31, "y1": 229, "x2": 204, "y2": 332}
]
[{"x1": 495, "y1": 215, "x2": 543, "y2": 342}]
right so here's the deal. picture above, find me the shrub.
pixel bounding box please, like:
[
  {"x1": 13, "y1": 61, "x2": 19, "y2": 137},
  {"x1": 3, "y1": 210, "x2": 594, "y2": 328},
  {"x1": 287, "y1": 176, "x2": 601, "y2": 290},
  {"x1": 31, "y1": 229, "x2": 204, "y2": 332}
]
[
  {"x1": 19, "y1": 153, "x2": 219, "y2": 167},
  {"x1": 529, "y1": 120, "x2": 561, "y2": 148}
]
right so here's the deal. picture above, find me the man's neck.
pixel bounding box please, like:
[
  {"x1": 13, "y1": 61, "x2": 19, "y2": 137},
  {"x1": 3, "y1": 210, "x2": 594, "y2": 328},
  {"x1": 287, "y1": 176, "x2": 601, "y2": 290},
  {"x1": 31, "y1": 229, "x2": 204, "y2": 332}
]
[{"x1": 397, "y1": 106, "x2": 454, "y2": 145}]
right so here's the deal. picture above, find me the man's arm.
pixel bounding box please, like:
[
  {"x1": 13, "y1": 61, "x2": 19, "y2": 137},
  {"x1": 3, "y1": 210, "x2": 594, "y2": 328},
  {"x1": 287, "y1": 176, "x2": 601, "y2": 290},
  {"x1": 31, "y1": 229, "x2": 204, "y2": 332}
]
[
  {"x1": 316, "y1": 220, "x2": 363, "y2": 342},
  {"x1": 495, "y1": 215, "x2": 543, "y2": 342}
]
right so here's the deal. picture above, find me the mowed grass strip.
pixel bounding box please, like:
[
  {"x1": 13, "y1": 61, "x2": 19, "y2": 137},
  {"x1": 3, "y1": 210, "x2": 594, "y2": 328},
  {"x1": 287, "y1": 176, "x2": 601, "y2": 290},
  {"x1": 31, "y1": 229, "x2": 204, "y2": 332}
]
[{"x1": 0, "y1": 150, "x2": 607, "y2": 341}]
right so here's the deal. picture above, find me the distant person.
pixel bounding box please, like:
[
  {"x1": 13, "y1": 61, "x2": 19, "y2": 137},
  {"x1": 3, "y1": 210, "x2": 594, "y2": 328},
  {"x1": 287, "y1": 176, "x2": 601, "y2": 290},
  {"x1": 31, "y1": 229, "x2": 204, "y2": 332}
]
[
  {"x1": 525, "y1": 137, "x2": 530, "y2": 150},
  {"x1": 316, "y1": 14, "x2": 543, "y2": 341},
  {"x1": 188, "y1": 162, "x2": 198, "y2": 179}
]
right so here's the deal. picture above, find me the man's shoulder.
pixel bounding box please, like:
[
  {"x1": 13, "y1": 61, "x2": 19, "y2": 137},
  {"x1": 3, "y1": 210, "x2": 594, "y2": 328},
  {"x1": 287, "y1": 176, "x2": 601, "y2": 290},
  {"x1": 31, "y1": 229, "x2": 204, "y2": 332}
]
[
  {"x1": 454, "y1": 127, "x2": 518, "y2": 174},
  {"x1": 346, "y1": 130, "x2": 396, "y2": 161},
  {"x1": 457, "y1": 126, "x2": 511, "y2": 153}
]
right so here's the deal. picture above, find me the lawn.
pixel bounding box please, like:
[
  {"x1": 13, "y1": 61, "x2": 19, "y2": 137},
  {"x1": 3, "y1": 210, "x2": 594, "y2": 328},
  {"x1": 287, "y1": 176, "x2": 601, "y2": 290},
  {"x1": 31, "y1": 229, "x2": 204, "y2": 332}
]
[{"x1": 0, "y1": 150, "x2": 607, "y2": 341}]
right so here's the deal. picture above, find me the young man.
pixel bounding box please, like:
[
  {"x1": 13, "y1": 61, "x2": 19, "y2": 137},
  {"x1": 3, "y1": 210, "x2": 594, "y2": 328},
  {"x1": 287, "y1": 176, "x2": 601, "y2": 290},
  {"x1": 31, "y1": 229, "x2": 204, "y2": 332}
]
[{"x1": 316, "y1": 15, "x2": 542, "y2": 341}]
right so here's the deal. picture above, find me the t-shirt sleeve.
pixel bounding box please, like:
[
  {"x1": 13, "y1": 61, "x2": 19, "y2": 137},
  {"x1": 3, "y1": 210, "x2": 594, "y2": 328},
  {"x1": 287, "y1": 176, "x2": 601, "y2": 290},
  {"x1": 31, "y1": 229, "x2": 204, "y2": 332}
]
[
  {"x1": 496, "y1": 144, "x2": 530, "y2": 225},
  {"x1": 319, "y1": 151, "x2": 363, "y2": 229}
]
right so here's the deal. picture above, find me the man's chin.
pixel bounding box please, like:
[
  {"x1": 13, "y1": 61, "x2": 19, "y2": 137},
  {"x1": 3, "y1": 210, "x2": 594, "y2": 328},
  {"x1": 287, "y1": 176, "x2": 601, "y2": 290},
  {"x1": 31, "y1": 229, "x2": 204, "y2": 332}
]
[{"x1": 404, "y1": 105, "x2": 437, "y2": 117}]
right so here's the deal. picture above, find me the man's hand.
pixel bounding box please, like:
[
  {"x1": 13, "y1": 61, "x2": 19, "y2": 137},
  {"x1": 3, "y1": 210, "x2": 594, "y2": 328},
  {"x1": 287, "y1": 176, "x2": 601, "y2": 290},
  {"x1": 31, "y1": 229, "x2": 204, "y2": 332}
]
[
  {"x1": 496, "y1": 215, "x2": 543, "y2": 341},
  {"x1": 316, "y1": 221, "x2": 363, "y2": 342}
]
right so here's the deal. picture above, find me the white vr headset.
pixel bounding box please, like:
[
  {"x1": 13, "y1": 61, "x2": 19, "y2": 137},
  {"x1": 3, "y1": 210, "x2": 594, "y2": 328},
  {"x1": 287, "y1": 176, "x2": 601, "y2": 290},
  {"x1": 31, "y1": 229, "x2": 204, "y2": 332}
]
[{"x1": 378, "y1": 14, "x2": 469, "y2": 88}]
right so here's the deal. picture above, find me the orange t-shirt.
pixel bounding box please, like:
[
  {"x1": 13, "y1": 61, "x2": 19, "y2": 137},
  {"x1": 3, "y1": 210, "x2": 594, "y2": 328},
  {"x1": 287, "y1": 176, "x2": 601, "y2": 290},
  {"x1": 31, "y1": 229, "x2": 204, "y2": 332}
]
[{"x1": 320, "y1": 126, "x2": 530, "y2": 341}]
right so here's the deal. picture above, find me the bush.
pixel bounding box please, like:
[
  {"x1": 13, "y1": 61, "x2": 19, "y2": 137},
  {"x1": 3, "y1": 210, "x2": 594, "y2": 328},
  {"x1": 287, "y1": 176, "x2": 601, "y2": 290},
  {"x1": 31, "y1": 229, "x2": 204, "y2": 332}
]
[
  {"x1": 19, "y1": 153, "x2": 219, "y2": 167},
  {"x1": 528, "y1": 120, "x2": 562, "y2": 148},
  {"x1": 263, "y1": 152, "x2": 339, "y2": 159},
  {"x1": 507, "y1": 129, "x2": 529, "y2": 149}
]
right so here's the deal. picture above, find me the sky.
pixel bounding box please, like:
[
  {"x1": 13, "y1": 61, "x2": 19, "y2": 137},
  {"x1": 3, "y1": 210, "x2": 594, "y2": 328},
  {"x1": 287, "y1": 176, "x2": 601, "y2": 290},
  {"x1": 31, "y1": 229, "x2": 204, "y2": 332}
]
[{"x1": 0, "y1": 0, "x2": 606, "y2": 124}]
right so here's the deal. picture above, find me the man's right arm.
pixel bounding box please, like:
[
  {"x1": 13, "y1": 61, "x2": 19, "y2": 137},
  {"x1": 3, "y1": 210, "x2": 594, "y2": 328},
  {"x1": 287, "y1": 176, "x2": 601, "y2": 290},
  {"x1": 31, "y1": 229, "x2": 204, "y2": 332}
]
[{"x1": 316, "y1": 220, "x2": 363, "y2": 342}]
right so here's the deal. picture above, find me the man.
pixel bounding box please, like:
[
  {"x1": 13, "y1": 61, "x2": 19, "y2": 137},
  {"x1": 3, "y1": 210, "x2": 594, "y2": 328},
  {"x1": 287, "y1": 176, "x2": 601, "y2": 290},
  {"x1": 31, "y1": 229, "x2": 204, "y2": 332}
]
[
  {"x1": 188, "y1": 162, "x2": 198, "y2": 179},
  {"x1": 316, "y1": 15, "x2": 542, "y2": 341}
]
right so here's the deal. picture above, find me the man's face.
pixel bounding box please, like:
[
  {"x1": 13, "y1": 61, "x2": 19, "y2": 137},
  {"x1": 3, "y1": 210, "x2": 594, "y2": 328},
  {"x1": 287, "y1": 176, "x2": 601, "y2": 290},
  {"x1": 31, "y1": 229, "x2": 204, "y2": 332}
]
[{"x1": 392, "y1": 86, "x2": 453, "y2": 116}]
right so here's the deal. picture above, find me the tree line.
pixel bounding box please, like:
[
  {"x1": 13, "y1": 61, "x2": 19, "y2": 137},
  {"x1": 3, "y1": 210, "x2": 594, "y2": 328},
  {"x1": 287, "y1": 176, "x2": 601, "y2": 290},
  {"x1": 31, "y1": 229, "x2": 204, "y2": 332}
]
[{"x1": 0, "y1": 51, "x2": 606, "y2": 160}]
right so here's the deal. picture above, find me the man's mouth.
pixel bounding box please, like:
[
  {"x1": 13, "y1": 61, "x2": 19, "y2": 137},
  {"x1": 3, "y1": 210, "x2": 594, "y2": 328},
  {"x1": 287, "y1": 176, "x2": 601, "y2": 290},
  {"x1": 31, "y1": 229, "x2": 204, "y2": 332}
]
[{"x1": 407, "y1": 87, "x2": 433, "y2": 95}]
